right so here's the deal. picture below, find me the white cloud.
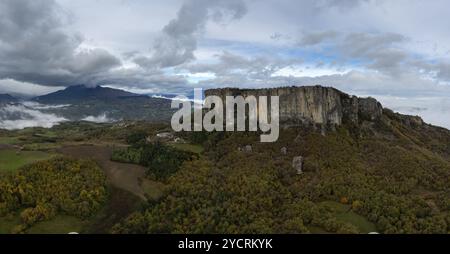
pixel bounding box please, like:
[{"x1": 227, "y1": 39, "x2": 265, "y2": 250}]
[
  {"x1": 273, "y1": 66, "x2": 349, "y2": 78},
  {"x1": 22, "y1": 101, "x2": 71, "y2": 110},
  {"x1": 82, "y1": 113, "x2": 116, "y2": 123},
  {"x1": 0, "y1": 104, "x2": 67, "y2": 130},
  {"x1": 0, "y1": 79, "x2": 64, "y2": 97},
  {"x1": 369, "y1": 95, "x2": 450, "y2": 129}
]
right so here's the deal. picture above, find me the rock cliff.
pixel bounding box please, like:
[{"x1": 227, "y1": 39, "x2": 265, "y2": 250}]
[{"x1": 204, "y1": 85, "x2": 383, "y2": 126}]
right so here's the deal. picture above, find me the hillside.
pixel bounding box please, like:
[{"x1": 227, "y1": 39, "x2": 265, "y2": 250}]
[
  {"x1": 112, "y1": 86, "x2": 450, "y2": 234},
  {"x1": 1, "y1": 86, "x2": 449, "y2": 234}
]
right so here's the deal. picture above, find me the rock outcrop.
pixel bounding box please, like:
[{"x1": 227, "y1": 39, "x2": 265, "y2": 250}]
[
  {"x1": 205, "y1": 85, "x2": 383, "y2": 127},
  {"x1": 292, "y1": 156, "x2": 304, "y2": 175}
]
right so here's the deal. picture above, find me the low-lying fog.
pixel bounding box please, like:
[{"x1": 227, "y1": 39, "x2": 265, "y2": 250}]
[
  {"x1": 0, "y1": 102, "x2": 115, "y2": 130},
  {"x1": 1, "y1": 97, "x2": 450, "y2": 131}
]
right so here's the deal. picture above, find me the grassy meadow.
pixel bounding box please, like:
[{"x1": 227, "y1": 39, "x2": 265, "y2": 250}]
[{"x1": 0, "y1": 149, "x2": 55, "y2": 172}]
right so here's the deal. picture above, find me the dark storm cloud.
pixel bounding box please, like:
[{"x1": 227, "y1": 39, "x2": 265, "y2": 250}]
[
  {"x1": 135, "y1": 0, "x2": 247, "y2": 69},
  {"x1": 0, "y1": 0, "x2": 120, "y2": 87},
  {"x1": 0, "y1": 0, "x2": 250, "y2": 93},
  {"x1": 86, "y1": 66, "x2": 190, "y2": 94}
]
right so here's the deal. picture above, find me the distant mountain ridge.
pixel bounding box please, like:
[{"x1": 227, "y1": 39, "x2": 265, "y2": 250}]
[
  {"x1": 33, "y1": 85, "x2": 146, "y2": 104},
  {"x1": 0, "y1": 93, "x2": 18, "y2": 101},
  {"x1": 0, "y1": 94, "x2": 18, "y2": 104},
  {"x1": 28, "y1": 85, "x2": 175, "y2": 123}
]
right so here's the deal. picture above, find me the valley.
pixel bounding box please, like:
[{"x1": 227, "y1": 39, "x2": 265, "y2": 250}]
[
  {"x1": 0, "y1": 122, "x2": 165, "y2": 233},
  {"x1": 0, "y1": 86, "x2": 449, "y2": 234},
  {"x1": 1, "y1": 0, "x2": 450, "y2": 245},
  {"x1": 0, "y1": 115, "x2": 448, "y2": 234}
]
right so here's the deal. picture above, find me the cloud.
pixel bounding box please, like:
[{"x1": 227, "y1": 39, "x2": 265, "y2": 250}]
[
  {"x1": 298, "y1": 31, "x2": 338, "y2": 46},
  {"x1": 22, "y1": 101, "x2": 70, "y2": 110},
  {"x1": 82, "y1": 113, "x2": 116, "y2": 123},
  {"x1": 316, "y1": 0, "x2": 372, "y2": 9},
  {"x1": 0, "y1": 79, "x2": 64, "y2": 97},
  {"x1": 0, "y1": 0, "x2": 120, "y2": 87},
  {"x1": 0, "y1": 104, "x2": 67, "y2": 130},
  {"x1": 338, "y1": 33, "x2": 408, "y2": 74},
  {"x1": 182, "y1": 50, "x2": 300, "y2": 83},
  {"x1": 0, "y1": 0, "x2": 249, "y2": 94},
  {"x1": 372, "y1": 95, "x2": 450, "y2": 129},
  {"x1": 436, "y1": 62, "x2": 450, "y2": 82},
  {"x1": 135, "y1": 0, "x2": 247, "y2": 68},
  {"x1": 96, "y1": 68, "x2": 189, "y2": 94},
  {"x1": 0, "y1": 103, "x2": 116, "y2": 130}
]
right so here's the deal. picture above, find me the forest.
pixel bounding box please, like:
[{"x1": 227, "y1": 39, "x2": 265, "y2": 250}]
[
  {"x1": 112, "y1": 116, "x2": 450, "y2": 234},
  {"x1": 0, "y1": 115, "x2": 449, "y2": 234},
  {"x1": 0, "y1": 157, "x2": 107, "y2": 233},
  {"x1": 111, "y1": 138, "x2": 197, "y2": 181}
]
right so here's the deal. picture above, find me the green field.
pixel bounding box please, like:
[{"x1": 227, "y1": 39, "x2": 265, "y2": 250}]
[
  {"x1": 0, "y1": 214, "x2": 85, "y2": 234},
  {"x1": 0, "y1": 149, "x2": 55, "y2": 172},
  {"x1": 308, "y1": 226, "x2": 330, "y2": 234},
  {"x1": 0, "y1": 215, "x2": 21, "y2": 234},
  {"x1": 319, "y1": 201, "x2": 377, "y2": 234},
  {"x1": 22, "y1": 142, "x2": 61, "y2": 151},
  {"x1": 27, "y1": 215, "x2": 84, "y2": 234},
  {"x1": 0, "y1": 136, "x2": 20, "y2": 145},
  {"x1": 141, "y1": 179, "x2": 166, "y2": 201}
]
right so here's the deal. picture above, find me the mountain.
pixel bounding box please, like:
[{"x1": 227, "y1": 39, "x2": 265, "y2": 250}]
[
  {"x1": 206, "y1": 85, "x2": 450, "y2": 156},
  {"x1": 0, "y1": 94, "x2": 18, "y2": 104},
  {"x1": 206, "y1": 85, "x2": 431, "y2": 129},
  {"x1": 33, "y1": 85, "x2": 144, "y2": 104},
  {"x1": 114, "y1": 86, "x2": 450, "y2": 234},
  {"x1": 31, "y1": 85, "x2": 176, "y2": 122},
  {"x1": 206, "y1": 86, "x2": 383, "y2": 126},
  {"x1": 2, "y1": 85, "x2": 450, "y2": 234}
]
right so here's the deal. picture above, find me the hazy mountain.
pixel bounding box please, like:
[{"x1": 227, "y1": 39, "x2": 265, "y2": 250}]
[
  {"x1": 0, "y1": 94, "x2": 18, "y2": 104},
  {"x1": 33, "y1": 85, "x2": 145, "y2": 104},
  {"x1": 0, "y1": 86, "x2": 176, "y2": 128},
  {"x1": 31, "y1": 86, "x2": 176, "y2": 122}
]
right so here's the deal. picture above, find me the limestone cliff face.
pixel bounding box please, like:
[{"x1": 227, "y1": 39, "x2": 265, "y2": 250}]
[{"x1": 204, "y1": 85, "x2": 383, "y2": 126}]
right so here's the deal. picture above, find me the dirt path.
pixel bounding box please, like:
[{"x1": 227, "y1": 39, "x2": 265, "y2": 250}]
[
  {"x1": 0, "y1": 144, "x2": 18, "y2": 150},
  {"x1": 58, "y1": 145, "x2": 147, "y2": 200}
]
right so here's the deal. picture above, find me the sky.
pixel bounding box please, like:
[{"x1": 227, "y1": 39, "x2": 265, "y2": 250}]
[{"x1": 0, "y1": 0, "x2": 450, "y2": 128}]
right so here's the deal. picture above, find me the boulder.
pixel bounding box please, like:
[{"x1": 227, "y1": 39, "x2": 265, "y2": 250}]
[
  {"x1": 156, "y1": 132, "x2": 174, "y2": 139},
  {"x1": 280, "y1": 147, "x2": 287, "y2": 155},
  {"x1": 292, "y1": 156, "x2": 304, "y2": 175}
]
